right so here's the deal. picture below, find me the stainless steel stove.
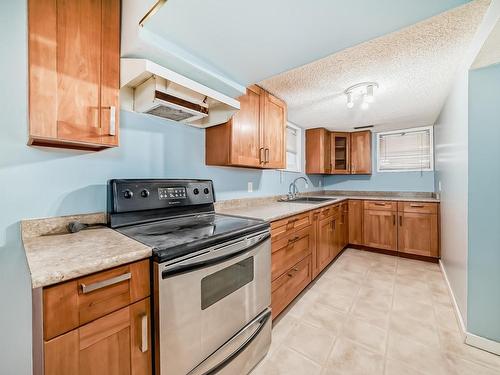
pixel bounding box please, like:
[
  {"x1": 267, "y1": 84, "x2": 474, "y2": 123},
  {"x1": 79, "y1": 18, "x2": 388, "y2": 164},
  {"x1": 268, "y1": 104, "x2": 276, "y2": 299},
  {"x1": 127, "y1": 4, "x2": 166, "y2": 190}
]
[{"x1": 108, "y1": 179, "x2": 272, "y2": 375}]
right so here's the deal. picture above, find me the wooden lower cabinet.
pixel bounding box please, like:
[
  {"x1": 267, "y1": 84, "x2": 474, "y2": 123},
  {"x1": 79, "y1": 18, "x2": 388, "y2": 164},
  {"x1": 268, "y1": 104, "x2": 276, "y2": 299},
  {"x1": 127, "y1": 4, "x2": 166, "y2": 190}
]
[
  {"x1": 363, "y1": 209, "x2": 398, "y2": 251},
  {"x1": 317, "y1": 215, "x2": 334, "y2": 273},
  {"x1": 348, "y1": 200, "x2": 363, "y2": 245},
  {"x1": 45, "y1": 298, "x2": 151, "y2": 375},
  {"x1": 271, "y1": 256, "x2": 312, "y2": 318},
  {"x1": 398, "y1": 202, "x2": 439, "y2": 257}
]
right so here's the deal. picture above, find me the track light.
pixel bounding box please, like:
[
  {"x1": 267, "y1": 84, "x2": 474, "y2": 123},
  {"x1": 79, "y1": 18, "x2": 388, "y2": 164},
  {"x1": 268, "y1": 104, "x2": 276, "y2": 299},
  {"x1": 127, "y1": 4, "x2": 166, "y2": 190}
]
[{"x1": 344, "y1": 82, "x2": 379, "y2": 109}]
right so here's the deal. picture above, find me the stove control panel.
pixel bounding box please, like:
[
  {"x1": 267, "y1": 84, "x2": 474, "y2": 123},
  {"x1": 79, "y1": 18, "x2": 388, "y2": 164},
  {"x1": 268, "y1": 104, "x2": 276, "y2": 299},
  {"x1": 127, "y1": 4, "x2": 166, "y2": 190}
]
[{"x1": 109, "y1": 179, "x2": 215, "y2": 213}]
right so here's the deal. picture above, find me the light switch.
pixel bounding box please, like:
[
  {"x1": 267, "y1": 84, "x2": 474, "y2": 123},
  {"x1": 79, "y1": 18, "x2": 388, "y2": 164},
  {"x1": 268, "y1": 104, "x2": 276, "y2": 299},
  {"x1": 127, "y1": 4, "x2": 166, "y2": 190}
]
[{"x1": 248, "y1": 182, "x2": 253, "y2": 193}]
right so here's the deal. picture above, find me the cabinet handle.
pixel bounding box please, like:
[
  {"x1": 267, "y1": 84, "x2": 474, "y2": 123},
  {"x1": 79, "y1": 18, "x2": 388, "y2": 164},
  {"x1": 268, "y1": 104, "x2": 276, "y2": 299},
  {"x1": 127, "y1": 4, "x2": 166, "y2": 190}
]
[
  {"x1": 103, "y1": 106, "x2": 116, "y2": 136},
  {"x1": 80, "y1": 272, "x2": 131, "y2": 294},
  {"x1": 259, "y1": 147, "x2": 265, "y2": 164},
  {"x1": 399, "y1": 215, "x2": 403, "y2": 226},
  {"x1": 374, "y1": 202, "x2": 386, "y2": 206},
  {"x1": 393, "y1": 214, "x2": 396, "y2": 226},
  {"x1": 265, "y1": 148, "x2": 270, "y2": 163},
  {"x1": 410, "y1": 204, "x2": 425, "y2": 208},
  {"x1": 140, "y1": 313, "x2": 148, "y2": 353},
  {"x1": 288, "y1": 236, "x2": 300, "y2": 244}
]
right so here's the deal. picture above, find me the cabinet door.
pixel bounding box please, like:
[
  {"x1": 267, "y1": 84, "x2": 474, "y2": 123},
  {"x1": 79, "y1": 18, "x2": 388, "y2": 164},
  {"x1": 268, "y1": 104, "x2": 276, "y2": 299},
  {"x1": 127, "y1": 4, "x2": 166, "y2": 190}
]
[
  {"x1": 350, "y1": 131, "x2": 372, "y2": 174},
  {"x1": 363, "y1": 209, "x2": 397, "y2": 250},
  {"x1": 398, "y1": 212, "x2": 438, "y2": 257},
  {"x1": 339, "y1": 203, "x2": 349, "y2": 248},
  {"x1": 44, "y1": 298, "x2": 151, "y2": 375},
  {"x1": 330, "y1": 217, "x2": 342, "y2": 261},
  {"x1": 317, "y1": 217, "x2": 333, "y2": 272},
  {"x1": 261, "y1": 92, "x2": 286, "y2": 169},
  {"x1": 348, "y1": 200, "x2": 363, "y2": 245},
  {"x1": 229, "y1": 86, "x2": 262, "y2": 167},
  {"x1": 331, "y1": 132, "x2": 351, "y2": 174},
  {"x1": 28, "y1": 0, "x2": 120, "y2": 149},
  {"x1": 306, "y1": 128, "x2": 331, "y2": 174}
]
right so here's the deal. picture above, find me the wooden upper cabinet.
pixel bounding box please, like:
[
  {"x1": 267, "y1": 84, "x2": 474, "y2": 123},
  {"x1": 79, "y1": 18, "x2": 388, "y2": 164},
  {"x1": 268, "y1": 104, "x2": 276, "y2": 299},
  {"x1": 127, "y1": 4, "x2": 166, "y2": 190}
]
[
  {"x1": 28, "y1": 0, "x2": 120, "y2": 150},
  {"x1": 306, "y1": 128, "x2": 331, "y2": 174},
  {"x1": 350, "y1": 131, "x2": 372, "y2": 174},
  {"x1": 261, "y1": 92, "x2": 286, "y2": 169},
  {"x1": 331, "y1": 132, "x2": 351, "y2": 174},
  {"x1": 206, "y1": 86, "x2": 286, "y2": 169}
]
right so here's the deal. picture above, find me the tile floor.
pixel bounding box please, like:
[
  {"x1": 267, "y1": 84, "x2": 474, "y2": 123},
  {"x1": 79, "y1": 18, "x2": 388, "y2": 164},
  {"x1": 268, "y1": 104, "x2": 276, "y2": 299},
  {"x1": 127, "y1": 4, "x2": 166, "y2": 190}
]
[{"x1": 251, "y1": 249, "x2": 500, "y2": 375}]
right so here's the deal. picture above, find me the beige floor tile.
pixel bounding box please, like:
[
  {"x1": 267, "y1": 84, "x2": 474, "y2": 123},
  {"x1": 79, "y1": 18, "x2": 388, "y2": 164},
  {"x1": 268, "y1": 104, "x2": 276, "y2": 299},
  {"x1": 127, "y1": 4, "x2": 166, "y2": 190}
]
[
  {"x1": 395, "y1": 275, "x2": 430, "y2": 291},
  {"x1": 341, "y1": 316, "x2": 388, "y2": 354},
  {"x1": 389, "y1": 314, "x2": 440, "y2": 348},
  {"x1": 318, "y1": 289, "x2": 357, "y2": 313},
  {"x1": 302, "y1": 301, "x2": 348, "y2": 334},
  {"x1": 433, "y1": 304, "x2": 460, "y2": 333},
  {"x1": 393, "y1": 286, "x2": 435, "y2": 309},
  {"x1": 392, "y1": 295, "x2": 438, "y2": 325},
  {"x1": 287, "y1": 289, "x2": 321, "y2": 319},
  {"x1": 386, "y1": 332, "x2": 450, "y2": 375},
  {"x1": 252, "y1": 346, "x2": 323, "y2": 375},
  {"x1": 323, "y1": 337, "x2": 385, "y2": 375},
  {"x1": 351, "y1": 299, "x2": 391, "y2": 329},
  {"x1": 438, "y1": 330, "x2": 500, "y2": 370},
  {"x1": 356, "y1": 286, "x2": 393, "y2": 310},
  {"x1": 269, "y1": 313, "x2": 299, "y2": 355},
  {"x1": 445, "y1": 353, "x2": 500, "y2": 375},
  {"x1": 384, "y1": 359, "x2": 427, "y2": 375},
  {"x1": 285, "y1": 322, "x2": 336, "y2": 365}
]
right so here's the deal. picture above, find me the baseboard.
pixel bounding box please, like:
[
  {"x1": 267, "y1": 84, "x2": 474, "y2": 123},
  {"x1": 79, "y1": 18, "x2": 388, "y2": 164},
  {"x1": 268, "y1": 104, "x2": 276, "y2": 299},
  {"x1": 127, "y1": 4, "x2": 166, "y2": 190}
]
[
  {"x1": 349, "y1": 244, "x2": 439, "y2": 263},
  {"x1": 465, "y1": 332, "x2": 500, "y2": 355},
  {"x1": 439, "y1": 260, "x2": 500, "y2": 355},
  {"x1": 438, "y1": 260, "x2": 467, "y2": 336}
]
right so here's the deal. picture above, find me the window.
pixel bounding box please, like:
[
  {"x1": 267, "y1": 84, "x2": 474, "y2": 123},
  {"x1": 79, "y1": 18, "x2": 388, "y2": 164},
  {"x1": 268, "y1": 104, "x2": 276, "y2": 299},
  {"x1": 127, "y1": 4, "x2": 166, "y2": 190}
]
[
  {"x1": 377, "y1": 126, "x2": 433, "y2": 172},
  {"x1": 285, "y1": 122, "x2": 303, "y2": 172}
]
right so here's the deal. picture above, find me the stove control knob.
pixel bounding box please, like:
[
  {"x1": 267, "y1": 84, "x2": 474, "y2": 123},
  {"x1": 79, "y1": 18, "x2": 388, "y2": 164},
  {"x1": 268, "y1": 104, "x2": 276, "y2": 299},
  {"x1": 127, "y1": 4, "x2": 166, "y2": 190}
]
[
  {"x1": 193, "y1": 188, "x2": 200, "y2": 195},
  {"x1": 203, "y1": 188, "x2": 210, "y2": 194},
  {"x1": 123, "y1": 189, "x2": 133, "y2": 199},
  {"x1": 140, "y1": 189, "x2": 150, "y2": 198}
]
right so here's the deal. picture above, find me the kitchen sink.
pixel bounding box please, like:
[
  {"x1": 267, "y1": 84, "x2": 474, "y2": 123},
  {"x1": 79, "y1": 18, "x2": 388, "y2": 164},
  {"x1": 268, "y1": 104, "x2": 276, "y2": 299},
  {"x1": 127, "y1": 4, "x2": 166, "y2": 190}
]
[{"x1": 280, "y1": 197, "x2": 337, "y2": 204}]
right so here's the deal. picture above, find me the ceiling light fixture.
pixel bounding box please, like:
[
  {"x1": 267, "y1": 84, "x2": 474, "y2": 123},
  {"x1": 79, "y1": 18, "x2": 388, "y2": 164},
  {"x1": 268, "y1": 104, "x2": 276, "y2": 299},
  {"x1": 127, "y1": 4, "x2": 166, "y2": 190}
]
[{"x1": 344, "y1": 82, "x2": 379, "y2": 109}]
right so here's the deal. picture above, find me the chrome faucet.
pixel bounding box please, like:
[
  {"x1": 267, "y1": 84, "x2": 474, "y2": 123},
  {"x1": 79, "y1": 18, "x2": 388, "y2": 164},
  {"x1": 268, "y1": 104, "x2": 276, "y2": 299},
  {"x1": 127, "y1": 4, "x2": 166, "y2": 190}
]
[{"x1": 288, "y1": 176, "x2": 308, "y2": 199}]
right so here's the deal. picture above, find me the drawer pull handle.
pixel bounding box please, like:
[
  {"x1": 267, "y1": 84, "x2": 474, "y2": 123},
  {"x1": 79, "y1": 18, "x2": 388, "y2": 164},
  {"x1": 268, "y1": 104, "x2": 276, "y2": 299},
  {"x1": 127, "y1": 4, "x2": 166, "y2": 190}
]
[
  {"x1": 410, "y1": 204, "x2": 425, "y2": 208},
  {"x1": 288, "y1": 236, "x2": 300, "y2": 244},
  {"x1": 393, "y1": 214, "x2": 396, "y2": 226},
  {"x1": 374, "y1": 202, "x2": 386, "y2": 206},
  {"x1": 287, "y1": 267, "x2": 299, "y2": 277},
  {"x1": 140, "y1": 313, "x2": 148, "y2": 353},
  {"x1": 80, "y1": 272, "x2": 131, "y2": 294},
  {"x1": 399, "y1": 215, "x2": 403, "y2": 226}
]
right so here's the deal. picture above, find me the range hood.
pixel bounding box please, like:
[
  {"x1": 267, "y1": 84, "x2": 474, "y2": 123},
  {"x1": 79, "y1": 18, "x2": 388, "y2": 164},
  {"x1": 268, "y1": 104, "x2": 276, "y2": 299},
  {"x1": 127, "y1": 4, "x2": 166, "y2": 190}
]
[{"x1": 120, "y1": 58, "x2": 240, "y2": 128}]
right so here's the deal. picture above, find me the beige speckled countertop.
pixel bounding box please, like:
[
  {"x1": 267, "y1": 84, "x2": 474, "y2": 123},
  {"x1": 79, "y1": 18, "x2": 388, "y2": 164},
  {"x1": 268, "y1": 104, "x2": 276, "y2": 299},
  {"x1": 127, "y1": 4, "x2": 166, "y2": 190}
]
[
  {"x1": 217, "y1": 193, "x2": 439, "y2": 222},
  {"x1": 22, "y1": 213, "x2": 151, "y2": 289}
]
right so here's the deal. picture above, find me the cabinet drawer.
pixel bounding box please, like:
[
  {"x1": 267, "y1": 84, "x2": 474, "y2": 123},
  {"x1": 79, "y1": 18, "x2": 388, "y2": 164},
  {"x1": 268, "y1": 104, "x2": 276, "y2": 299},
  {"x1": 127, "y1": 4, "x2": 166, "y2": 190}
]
[
  {"x1": 43, "y1": 259, "x2": 150, "y2": 340},
  {"x1": 271, "y1": 255, "x2": 312, "y2": 319},
  {"x1": 271, "y1": 212, "x2": 311, "y2": 241},
  {"x1": 271, "y1": 226, "x2": 312, "y2": 281},
  {"x1": 319, "y1": 204, "x2": 339, "y2": 219},
  {"x1": 398, "y1": 201, "x2": 438, "y2": 214},
  {"x1": 363, "y1": 200, "x2": 397, "y2": 211}
]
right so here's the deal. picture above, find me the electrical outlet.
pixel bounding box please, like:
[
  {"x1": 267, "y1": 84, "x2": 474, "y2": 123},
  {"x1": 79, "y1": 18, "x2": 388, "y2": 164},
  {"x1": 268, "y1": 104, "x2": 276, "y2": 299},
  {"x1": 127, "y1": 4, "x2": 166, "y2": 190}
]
[
  {"x1": 319, "y1": 179, "x2": 322, "y2": 187},
  {"x1": 247, "y1": 182, "x2": 253, "y2": 193},
  {"x1": 438, "y1": 181, "x2": 442, "y2": 192}
]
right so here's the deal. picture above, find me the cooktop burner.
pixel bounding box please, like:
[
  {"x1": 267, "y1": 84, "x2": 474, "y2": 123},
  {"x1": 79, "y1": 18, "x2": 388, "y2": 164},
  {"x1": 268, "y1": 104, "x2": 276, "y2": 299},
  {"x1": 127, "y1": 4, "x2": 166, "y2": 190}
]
[{"x1": 108, "y1": 179, "x2": 269, "y2": 263}]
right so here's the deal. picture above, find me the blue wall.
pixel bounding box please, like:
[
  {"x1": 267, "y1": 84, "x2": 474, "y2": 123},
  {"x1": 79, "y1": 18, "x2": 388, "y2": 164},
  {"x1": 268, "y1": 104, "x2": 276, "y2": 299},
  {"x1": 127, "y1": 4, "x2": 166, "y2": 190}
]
[
  {"x1": 323, "y1": 133, "x2": 435, "y2": 192},
  {"x1": 0, "y1": 2, "x2": 322, "y2": 373},
  {"x1": 467, "y1": 63, "x2": 500, "y2": 342}
]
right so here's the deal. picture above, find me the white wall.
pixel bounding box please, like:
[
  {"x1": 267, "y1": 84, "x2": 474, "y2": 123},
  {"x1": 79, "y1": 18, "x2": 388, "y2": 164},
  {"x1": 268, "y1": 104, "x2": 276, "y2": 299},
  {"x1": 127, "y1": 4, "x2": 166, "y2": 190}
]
[{"x1": 434, "y1": 0, "x2": 500, "y2": 328}]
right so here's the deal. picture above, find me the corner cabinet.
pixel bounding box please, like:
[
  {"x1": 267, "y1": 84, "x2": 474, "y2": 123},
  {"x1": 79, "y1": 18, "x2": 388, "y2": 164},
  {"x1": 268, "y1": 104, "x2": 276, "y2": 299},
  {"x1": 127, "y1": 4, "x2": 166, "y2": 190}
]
[
  {"x1": 28, "y1": 0, "x2": 120, "y2": 150},
  {"x1": 205, "y1": 86, "x2": 286, "y2": 169},
  {"x1": 305, "y1": 128, "x2": 372, "y2": 175}
]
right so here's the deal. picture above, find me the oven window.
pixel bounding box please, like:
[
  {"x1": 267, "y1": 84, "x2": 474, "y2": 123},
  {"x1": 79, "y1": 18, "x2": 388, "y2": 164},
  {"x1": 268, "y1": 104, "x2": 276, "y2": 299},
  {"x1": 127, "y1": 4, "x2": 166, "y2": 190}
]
[{"x1": 201, "y1": 257, "x2": 254, "y2": 310}]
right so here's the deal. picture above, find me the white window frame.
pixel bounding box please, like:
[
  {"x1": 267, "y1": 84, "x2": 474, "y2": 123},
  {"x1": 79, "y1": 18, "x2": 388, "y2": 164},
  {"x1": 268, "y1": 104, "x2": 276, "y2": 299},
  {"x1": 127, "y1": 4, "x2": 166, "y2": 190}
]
[
  {"x1": 376, "y1": 125, "x2": 434, "y2": 173},
  {"x1": 283, "y1": 122, "x2": 303, "y2": 173}
]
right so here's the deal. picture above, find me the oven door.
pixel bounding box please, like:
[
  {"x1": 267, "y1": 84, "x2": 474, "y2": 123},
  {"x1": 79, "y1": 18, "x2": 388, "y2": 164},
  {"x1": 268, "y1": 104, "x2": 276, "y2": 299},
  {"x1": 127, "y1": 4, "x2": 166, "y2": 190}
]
[{"x1": 154, "y1": 230, "x2": 271, "y2": 375}]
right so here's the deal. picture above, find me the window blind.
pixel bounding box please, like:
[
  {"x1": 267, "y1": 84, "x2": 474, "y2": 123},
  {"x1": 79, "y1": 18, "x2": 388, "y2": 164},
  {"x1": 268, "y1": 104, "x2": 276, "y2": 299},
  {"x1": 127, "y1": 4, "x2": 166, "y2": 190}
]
[{"x1": 378, "y1": 128, "x2": 432, "y2": 171}]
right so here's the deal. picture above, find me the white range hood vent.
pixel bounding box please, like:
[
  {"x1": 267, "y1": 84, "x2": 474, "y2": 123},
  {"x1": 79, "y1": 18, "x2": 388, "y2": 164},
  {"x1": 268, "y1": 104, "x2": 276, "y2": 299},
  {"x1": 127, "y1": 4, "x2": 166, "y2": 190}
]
[{"x1": 120, "y1": 58, "x2": 240, "y2": 128}]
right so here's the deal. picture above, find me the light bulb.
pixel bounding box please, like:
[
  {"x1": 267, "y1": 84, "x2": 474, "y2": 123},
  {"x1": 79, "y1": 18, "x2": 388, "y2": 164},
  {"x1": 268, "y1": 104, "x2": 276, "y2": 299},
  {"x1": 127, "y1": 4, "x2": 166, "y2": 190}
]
[
  {"x1": 346, "y1": 92, "x2": 354, "y2": 109},
  {"x1": 365, "y1": 85, "x2": 375, "y2": 103}
]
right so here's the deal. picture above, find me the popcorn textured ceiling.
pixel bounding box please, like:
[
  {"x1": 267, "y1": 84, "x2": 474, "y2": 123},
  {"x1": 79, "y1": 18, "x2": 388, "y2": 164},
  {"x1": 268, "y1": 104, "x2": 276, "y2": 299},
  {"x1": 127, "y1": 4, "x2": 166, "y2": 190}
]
[
  {"x1": 472, "y1": 19, "x2": 500, "y2": 69},
  {"x1": 259, "y1": 0, "x2": 490, "y2": 131}
]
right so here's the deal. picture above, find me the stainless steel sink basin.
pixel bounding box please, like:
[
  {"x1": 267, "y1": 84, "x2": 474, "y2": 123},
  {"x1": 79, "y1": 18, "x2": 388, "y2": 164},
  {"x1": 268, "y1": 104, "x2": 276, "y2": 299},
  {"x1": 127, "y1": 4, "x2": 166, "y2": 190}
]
[{"x1": 280, "y1": 197, "x2": 337, "y2": 204}]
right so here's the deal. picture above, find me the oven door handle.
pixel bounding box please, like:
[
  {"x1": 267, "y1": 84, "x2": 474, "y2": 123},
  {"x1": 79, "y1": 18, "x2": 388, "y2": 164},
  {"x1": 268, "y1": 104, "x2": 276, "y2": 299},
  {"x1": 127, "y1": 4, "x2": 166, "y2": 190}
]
[
  {"x1": 187, "y1": 308, "x2": 272, "y2": 375},
  {"x1": 162, "y1": 231, "x2": 270, "y2": 278}
]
